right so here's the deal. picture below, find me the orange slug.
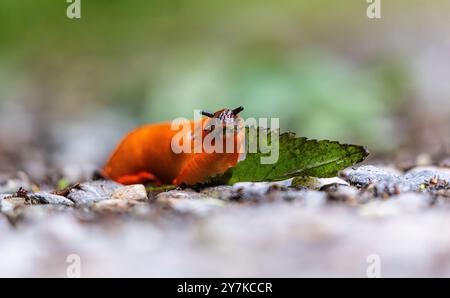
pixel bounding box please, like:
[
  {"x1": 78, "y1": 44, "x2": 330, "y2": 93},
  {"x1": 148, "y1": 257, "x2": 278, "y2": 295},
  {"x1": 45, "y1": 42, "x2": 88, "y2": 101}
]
[{"x1": 102, "y1": 107, "x2": 245, "y2": 185}]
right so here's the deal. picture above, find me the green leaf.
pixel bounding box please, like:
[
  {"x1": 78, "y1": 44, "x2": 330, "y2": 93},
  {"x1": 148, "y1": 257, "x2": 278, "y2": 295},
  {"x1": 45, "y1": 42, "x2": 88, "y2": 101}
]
[
  {"x1": 207, "y1": 128, "x2": 368, "y2": 185},
  {"x1": 57, "y1": 178, "x2": 70, "y2": 190}
]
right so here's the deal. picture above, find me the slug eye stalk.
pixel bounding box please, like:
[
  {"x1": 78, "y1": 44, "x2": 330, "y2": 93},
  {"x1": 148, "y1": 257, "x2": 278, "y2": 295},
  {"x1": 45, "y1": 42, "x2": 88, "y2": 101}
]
[
  {"x1": 232, "y1": 106, "x2": 244, "y2": 115},
  {"x1": 201, "y1": 110, "x2": 214, "y2": 118}
]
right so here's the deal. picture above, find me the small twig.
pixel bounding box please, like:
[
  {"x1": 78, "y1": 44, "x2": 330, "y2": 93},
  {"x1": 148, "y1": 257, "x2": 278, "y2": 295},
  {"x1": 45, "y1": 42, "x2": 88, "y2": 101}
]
[{"x1": 51, "y1": 183, "x2": 81, "y2": 197}]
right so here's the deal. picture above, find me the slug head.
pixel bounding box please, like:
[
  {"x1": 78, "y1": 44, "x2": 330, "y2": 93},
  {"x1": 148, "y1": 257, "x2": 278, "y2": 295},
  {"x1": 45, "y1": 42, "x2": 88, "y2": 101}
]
[{"x1": 201, "y1": 106, "x2": 244, "y2": 135}]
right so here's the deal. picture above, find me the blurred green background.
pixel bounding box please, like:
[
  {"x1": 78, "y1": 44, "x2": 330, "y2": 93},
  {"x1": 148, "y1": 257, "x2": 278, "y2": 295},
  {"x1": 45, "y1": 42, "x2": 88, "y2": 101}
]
[{"x1": 1, "y1": 0, "x2": 450, "y2": 178}]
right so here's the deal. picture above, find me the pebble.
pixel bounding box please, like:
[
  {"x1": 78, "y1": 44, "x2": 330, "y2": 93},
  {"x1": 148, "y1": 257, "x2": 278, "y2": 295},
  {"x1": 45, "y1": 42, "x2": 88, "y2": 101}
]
[
  {"x1": 342, "y1": 165, "x2": 402, "y2": 186},
  {"x1": 232, "y1": 182, "x2": 271, "y2": 199},
  {"x1": 343, "y1": 165, "x2": 450, "y2": 195},
  {"x1": 404, "y1": 167, "x2": 450, "y2": 189},
  {"x1": 111, "y1": 184, "x2": 148, "y2": 201},
  {"x1": 28, "y1": 192, "x2": 74, "y2": 206},
  {"x1": 67, "y1": 180, "x2": 122, "y2": 206},
  {"x1": 231, "y1": 180, "x2": 291, "y2": 200},
  {"x1": 291, "y1": 176, "x2": 322, "y2": 189}
]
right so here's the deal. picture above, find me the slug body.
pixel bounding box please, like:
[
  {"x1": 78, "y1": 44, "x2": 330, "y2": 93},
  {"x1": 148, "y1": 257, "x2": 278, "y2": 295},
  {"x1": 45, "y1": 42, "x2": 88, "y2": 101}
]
[{"x1": 102, "y1": 108, "x2": 244, "y2": 185}]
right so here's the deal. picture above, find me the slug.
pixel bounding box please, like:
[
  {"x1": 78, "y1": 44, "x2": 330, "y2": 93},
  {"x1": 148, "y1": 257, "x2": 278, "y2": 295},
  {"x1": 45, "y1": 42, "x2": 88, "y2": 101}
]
[{"x1": 101, "y1": 107, "x2": 244, "y2": 185}]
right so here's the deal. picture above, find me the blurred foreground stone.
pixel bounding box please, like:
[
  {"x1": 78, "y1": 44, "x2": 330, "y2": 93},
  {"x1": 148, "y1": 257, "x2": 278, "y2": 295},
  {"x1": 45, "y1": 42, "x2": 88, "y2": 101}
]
[{"x1": 0, "y1": 165, "x2": 450, "y2": 277}]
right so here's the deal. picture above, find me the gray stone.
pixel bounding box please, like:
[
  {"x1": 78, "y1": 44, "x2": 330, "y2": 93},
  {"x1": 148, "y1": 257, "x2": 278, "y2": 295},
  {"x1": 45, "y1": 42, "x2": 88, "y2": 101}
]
[
  {"x1": 231, "y1": 181, "x2": 291, "y2": 200},
  {"x1": 343, "y1": 166, "x2": 450, "y2": 196},
  {"x1": 29, "y1": 192, "x2": 74, "y2": 206},
  {"x1": 342, "y1": 165, "x2": 403, "y2": 186},
  {"x1": 67, "y1": 180, "x2": 122, "y2": 206},
  {"x1": 404, "y1": 167, "x2": 450, "y2": 189},
  {"x1": 342, "y1": 165, "x2": 415, "y2": 195}
]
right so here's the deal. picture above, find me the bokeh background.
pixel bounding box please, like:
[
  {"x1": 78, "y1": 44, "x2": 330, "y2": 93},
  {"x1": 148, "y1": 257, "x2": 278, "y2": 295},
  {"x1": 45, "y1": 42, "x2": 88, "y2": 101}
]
[{"x1": 1, "y1": 0, "x2": 450, "y2": 181}]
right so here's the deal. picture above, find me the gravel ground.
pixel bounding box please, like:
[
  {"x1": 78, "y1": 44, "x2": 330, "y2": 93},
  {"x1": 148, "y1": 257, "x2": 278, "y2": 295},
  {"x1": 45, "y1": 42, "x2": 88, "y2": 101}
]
[{"x1": 1, "y1": 163, "x2": 450, "y2": 277}]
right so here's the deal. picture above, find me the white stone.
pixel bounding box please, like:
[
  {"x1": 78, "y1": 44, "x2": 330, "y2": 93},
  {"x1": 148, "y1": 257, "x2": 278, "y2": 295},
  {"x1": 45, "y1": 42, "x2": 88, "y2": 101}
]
[{"x1": 111, "y1": 184, "x2": 148, "y2": 201}]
